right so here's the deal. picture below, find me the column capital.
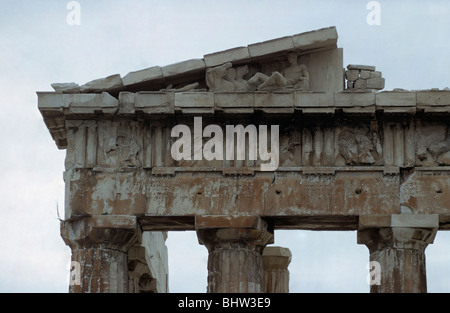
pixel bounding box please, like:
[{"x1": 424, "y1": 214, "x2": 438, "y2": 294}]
[
  {"x1": 263, "y1": 246, "x2": 292, "y2": 270},
  {"x1": 196, "y1": 215, "x2": 274, "y2": 248},
  {"x1": 358, "y1": 227, "x2": 437, "y2": 251},
  {"x1": 357, "y1": 214, "x2": 439, "y2": 293},
  {"x1": 263, "y1": 246, "x2": 292, "y2": 293},
  {"x1": 357, "y1": 214, "x2": 438, "y2": 251},
  {"x1": 195, "y1": 216, "x2": 274, "y2": 293},
  {"x1": 61, "y1": 215, "x2": 141, "y2": 252},
  {"x1": 62, "y1": 215, "x2": 141, "y2": 293}
]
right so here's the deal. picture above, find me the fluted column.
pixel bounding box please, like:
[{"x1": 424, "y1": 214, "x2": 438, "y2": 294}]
[
  {"x1": 61, "y1": 215, "x2": 140, "y2": 293},
  {"x1": 262, "y1": 246, "x2": 292, "y2": 293},
  {"x1": 196, "y1": 216, "x2": 274, "y2": 293},
  {"x1": 128, "y1": 246, "x2": 149, "y2": 293},
  {"x1": 357, "y1": 214, "x2": 438, "y2": 293}
]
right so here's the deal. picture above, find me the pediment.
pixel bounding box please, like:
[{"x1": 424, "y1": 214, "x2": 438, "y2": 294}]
[{"x1": 52, "y1": 26, "x2": 343, "y2": 95}]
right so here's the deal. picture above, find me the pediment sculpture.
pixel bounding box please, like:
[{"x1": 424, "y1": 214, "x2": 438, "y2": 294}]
[{"x1": 206, "y1": 52, "x2": 310, "y2": 92}]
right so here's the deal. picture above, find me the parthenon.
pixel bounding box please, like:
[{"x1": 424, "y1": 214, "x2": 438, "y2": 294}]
[{"x1": 38, "y1": 26, "x2": 450, "y2": 293}]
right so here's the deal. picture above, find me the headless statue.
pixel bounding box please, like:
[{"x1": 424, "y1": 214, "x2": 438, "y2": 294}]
[
  {"x1": 248, "y1": 52, "x2": 310, "y2": 91},
  {"x1": 205, "y1": 53, "x2": 309, "y2": 92},
  {"x1": 206, "y1": 62, "x2": 235, "y2": 92}
]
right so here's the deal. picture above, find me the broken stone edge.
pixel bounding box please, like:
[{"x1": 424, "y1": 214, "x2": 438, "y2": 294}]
[{"x1": 52, "y1": 26, "x2": 339, "y2": 93}]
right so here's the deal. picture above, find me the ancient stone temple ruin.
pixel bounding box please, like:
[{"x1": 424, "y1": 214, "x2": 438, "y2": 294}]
[{"x1": 38, "y1": 26, "x2": 450, "y2": 293}]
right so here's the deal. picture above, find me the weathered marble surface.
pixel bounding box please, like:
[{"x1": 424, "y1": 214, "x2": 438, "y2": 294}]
[
  {"x1": 39, "y1": 26, "x2": 450, "y2": 294},
  {"x1": 38, "y1": 90, "x2": 450, "y2": 225},
  {"x1": 52, "y1": 26, "x2": 341, "y2": 95},
  {"x1": 358, "y1": 214, "x2": 439, "y2": 293},
  {"x1": 345, "y1": 64, "x2": 385, "y2": 91},
  {"x1": 263, "y1": 246, "x2": 292, "y2": 293}
]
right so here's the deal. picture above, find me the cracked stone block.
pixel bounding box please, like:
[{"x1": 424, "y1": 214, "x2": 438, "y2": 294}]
[
  {"x1": 370, "y1": 71, "x2": 382, "y2": 77},
  {"x1": 354, "y1": 78, "x2": 367, "y2": 89},
  {"x1": 122, "y1": 66, "x2": 163, "y2": 87},
  {"x1": 366, "y1": 76, "x2": 385, "y2": 90},
  {"x1": 345, "y1": 70, "x2": 360, "y2": 82},
  {"x1": 248, "y1": 36, "x2": 295, "y2": 58},
  {"x1": 360, "y1": 70, "x2": 371, "y2": 79},
  {"x1": 80, "y1": 74, "x2": 123, "y2": 93},
  {"x1": 204, "y1": 46, "x2": 251, "y2": 67},
  {"x1": 51, "y1": 82, "x2": 80, "y2": 93},
  {"x1": 292, "y1": 26, "x2": 338, "y2": 50},
  {"x1": 162, "y1": 59, "x2": 206, "y2": 78}
]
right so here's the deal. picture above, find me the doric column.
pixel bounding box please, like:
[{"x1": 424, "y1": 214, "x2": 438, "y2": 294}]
[
  {"x1": 128, "y1": 245, "x2": 153, "y2": 293},
  {"x1": 262, "y1": 246, "x2": 292, "y2": 293},
  {"x1": 357, "y1": 214, "x2": 438, "y2": 293},
  {"x1": 61, "y1": 215, "x2": 140, "y2": 293},
  {"x1": 196, "y1": 216, "x2": 274, "y2": 293}
]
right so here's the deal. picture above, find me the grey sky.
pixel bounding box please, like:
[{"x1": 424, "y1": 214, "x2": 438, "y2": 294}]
[{"x1": 0, "y1": 0, "x2": 449, "y2": 293}]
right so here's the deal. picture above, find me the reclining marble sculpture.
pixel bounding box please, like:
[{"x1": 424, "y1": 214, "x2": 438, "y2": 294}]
[{"x1": 206, "y1": 52, "x2": 310, "y2": 92}]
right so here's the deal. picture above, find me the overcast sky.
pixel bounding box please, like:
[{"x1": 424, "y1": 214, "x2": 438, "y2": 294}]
[{"x1": 1, "y1": 0, "x2": 450, "y2": 293}]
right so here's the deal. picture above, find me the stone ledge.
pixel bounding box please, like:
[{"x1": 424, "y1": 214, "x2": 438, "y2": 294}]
[
  {"x1": 335, "y1": 92, "x2": 375, "y2": 107},
  {"x1": 248, "y1": 36, "x2": 295, "y2": 59},
  {"x1": 204, "y1": 46, "x2": 251, "y2": 68},
  {"x1": 292, "y1": 26, "x2": 338, "y2": 51},
  {"x1": 417, "y1": 90, "x2": 450, "y2": 113},
  {"x1": 255, "y1": 92, "x2": 295, "y2": 108},
  {"x1": 202, "y1": 27, "x2": 338, "y2": 68},
  {"x1": 82, "y1": 166, "x2": 422, "y2": 175},
  {"x1": 161, "y1": 59, "x2": 206, "y2": 78},
  {"x1": 295, "y1": 92, "x2": 334, "y2": 108},
  {"x1": 135, "y1": 92, "x2": 174, "y2": 114},
  {"x1": 38, "y1": 90, "x2": 450, "y2": 149},
  {"x1": 122, "y1": 66, "x2": 164, "y2": 87},
  {"x1": 376, "y1": 91, "x2": 416, "y2": 107},
  {"x1": 358, "y1": 214, "x2": 439, "y2": 229},
  {"x1": 66, "y1": 92, "x2": 119, "y2": 115},
  {"x1": 79, "y1": 74, "x2": 123, "y2": 93},
  {"x1": 195, "y1": 215, "x2": 263, "y2": 230},
  {"x1": 39, "y1": 90, "x2": 450, "y2": 116}
]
